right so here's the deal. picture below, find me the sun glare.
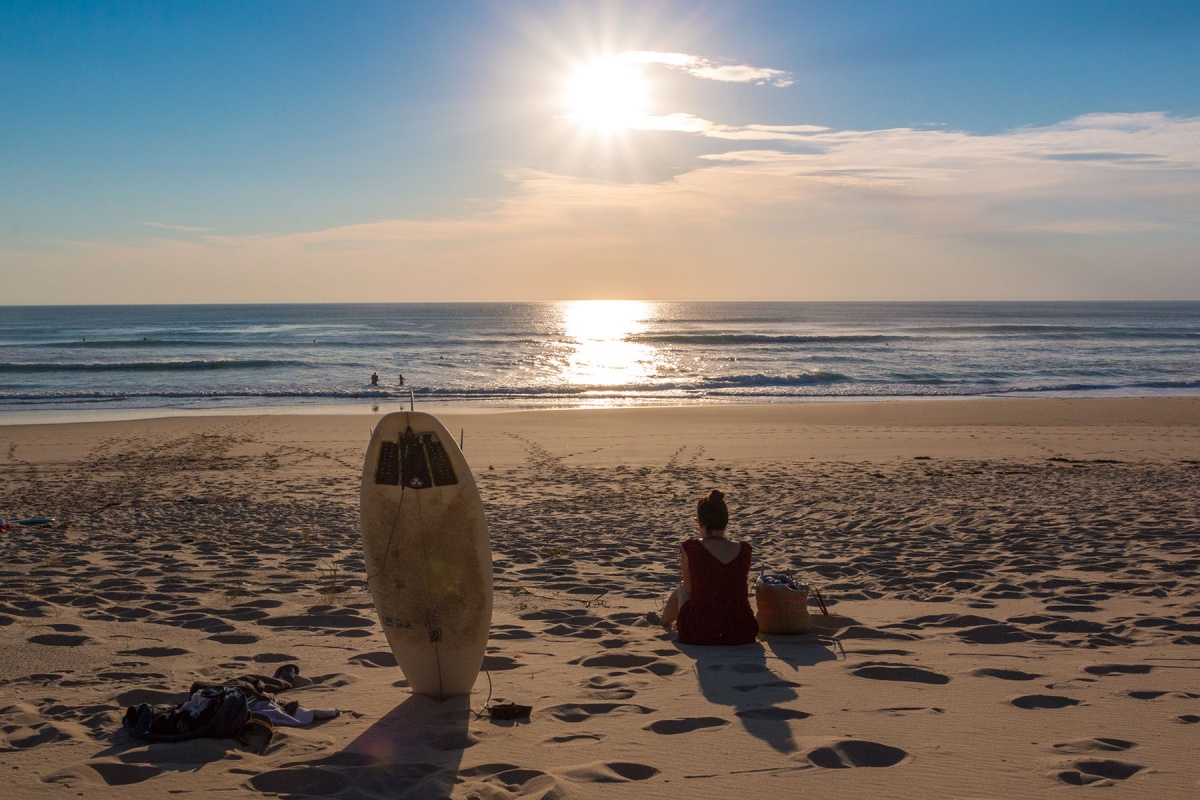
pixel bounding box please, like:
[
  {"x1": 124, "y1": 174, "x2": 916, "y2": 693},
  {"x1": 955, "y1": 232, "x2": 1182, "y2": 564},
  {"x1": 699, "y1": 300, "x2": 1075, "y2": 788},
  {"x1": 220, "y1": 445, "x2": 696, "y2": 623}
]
[
  {"x1": 563, "y1": 58, "x2": 649, "y2": 130},
  {"x1": 560, "y1": 300, "x2": 656, "y2": 387}
]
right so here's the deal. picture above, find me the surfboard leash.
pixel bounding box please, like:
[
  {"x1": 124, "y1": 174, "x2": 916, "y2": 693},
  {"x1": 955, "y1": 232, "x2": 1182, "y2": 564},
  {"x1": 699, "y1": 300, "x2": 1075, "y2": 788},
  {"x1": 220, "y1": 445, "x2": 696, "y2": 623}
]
[{"x1": 472, "y1": 667, "x2": 494, "y2": 720}]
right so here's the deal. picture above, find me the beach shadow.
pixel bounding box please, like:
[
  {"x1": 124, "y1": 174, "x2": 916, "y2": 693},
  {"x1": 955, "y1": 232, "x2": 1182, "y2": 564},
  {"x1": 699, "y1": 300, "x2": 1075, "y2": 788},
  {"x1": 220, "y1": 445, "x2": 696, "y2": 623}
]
[
  {"x1": 675, "y1": 636, "x2": 835, "y2": 754},
  {"x1": 247, "y1": 694, "x2": 473, "y2": 798},
  {"x1": 87, "y1": 695, "x2": 471, "y2": 795}
]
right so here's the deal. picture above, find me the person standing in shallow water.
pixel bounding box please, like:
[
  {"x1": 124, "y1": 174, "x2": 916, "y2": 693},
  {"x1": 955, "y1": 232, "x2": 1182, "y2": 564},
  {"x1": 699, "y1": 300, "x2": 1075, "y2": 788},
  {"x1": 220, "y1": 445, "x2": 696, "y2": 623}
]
[{"x1": 652, "y1": 489, "x2": 759, "y2": 645}]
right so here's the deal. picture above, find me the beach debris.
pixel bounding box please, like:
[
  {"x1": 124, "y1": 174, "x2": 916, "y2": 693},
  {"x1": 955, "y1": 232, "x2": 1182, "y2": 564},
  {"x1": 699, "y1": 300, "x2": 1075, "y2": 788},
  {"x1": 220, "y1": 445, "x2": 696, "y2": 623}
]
[
  {"x1": 15, "y1": 517, "x2": 57, "y2": 527},
  {"x1": 488, "y1": 701, "x2": 532, "y2": 721}
]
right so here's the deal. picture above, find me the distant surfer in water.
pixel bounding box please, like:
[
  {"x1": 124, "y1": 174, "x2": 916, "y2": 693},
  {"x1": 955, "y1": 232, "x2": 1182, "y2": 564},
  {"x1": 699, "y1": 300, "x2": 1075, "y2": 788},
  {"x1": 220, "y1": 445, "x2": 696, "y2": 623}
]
[
  {"x1": 648, "y1": 489, "x2": 759, "y2": 645},
  {"x1": 370, "y1": 372, "x2": 379, "y2": 386},
  {"x1": 398, "y1": 373, "x2": 405, "y2": 387}
]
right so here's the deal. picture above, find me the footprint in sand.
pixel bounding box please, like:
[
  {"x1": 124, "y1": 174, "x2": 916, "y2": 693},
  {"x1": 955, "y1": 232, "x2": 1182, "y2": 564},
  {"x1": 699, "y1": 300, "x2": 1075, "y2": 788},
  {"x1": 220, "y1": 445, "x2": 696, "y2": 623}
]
[
  {"x1": 348, "y1": 651, "x2": 397, "y2": 668},
  {"x1": 457, "y1": 763, "x2": 562, "y2": 795},
  {"x1": 850, "y1": 662, "x2": 950, "y2": 685},
  {"x1": 206, "y1": 634, "x2": 258, "y2": 644},
  {"x1": 971, "y1": 667, "x2": 1042, "y2": 681},
  {"x1": 116, "y1": 647, "x2": 189, "y2": 657},
  {"x1": 581, "y1": 683, "x2": 638, "y2": 700},
  {"x1": 1011, "y1": 694, "x2": 1081, "y2": 709},
  {"x1": 901, "y1": 613, "x2": 1000, "y2": 629},
  {"x1": 542, "y1": 703, "x2": 654, "y2": 723},
  {"x1": 1, "y1": 720, "x2": 73, "y2": 750},
  {"x1": 480, "y1": 655, "x2": 521, "y2": 671},
  {"x1": 797, "y1": 739, "x2": 909, "y2": 769},
  {"x1": 736, "y1": 707, "x2": 812, "y2": 721},
  {"x1": 702, "y1": 663, "x2": 771, "y2": 674},
  {"x1": 838, "y1": 625, "x2": 921, "y2": 641},
  {"x1": 1127, "y1": 690, "x2": 1200, "y2": 700},
  {"x1": 1053, "y1": 759, "x2": 1145, "y2": 786},
  {"x1": 571, "y1": 653, "x2": 677, "y2": 676},
  {"x1": 643, "y1": 716, "x2": 728, "y2": 734},
  {"x1": 731, "y1": 678, "x2": 802, "y2": 693},
  {"x1": 1176, "y1": 715, "x2": 1199, "y2": 724},
  {"x1": 490, "y1": 624, "x2": 535, "y2": 641},
  {"x1": 67, "y1": 761, "x2": 164, "y2": 786},
  {"x1": 259, "y1": 609, "x2": 374, "y2": 631},
  {"x1": 1084, "y1": 663, "x2": 1153, "y2": 676},
  {"x1": 544, "y1": 732, "x2": 607, "y2": 744},
  {"x1": 559, "y1": 761, "x2": 659, "y2": 783},
  {"x1": 957, "y1": 624, "x2": 1038, "y2": 644},
  {"x1": 27, "y1": 633, "x2": 92, "y2": 647}
]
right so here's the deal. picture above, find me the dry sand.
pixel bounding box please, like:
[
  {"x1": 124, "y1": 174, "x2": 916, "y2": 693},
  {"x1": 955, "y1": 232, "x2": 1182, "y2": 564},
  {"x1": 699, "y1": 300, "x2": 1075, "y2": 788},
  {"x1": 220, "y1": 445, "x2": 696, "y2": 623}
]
[{"x1": 1, "y1": 397, "x2": 1199, "y2": 798}]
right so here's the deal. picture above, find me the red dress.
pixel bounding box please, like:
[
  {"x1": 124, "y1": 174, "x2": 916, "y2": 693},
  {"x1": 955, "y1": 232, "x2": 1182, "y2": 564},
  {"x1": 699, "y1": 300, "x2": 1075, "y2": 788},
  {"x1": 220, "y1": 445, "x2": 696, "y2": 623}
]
[{"x1": 676, "y1": 538, "x2": 759, "y2": 646}]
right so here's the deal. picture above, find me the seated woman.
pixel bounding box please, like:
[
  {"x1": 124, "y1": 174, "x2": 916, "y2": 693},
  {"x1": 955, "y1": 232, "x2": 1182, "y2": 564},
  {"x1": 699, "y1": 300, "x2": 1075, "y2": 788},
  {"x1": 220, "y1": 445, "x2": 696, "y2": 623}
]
[{"x1": 654, "y1": 489, "x2": 759, "y2": 646}]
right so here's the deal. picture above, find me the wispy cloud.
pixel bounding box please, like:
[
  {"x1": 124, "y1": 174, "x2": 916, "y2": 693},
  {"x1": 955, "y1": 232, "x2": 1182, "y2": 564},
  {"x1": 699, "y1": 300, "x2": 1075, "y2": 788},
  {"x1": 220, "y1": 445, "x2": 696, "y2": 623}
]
[
  {"x1": 621, "y1": 50, "x2": 794, "y2": 87},
  {"x1": 143, "y1": 221, "x2": 214, "y2": 233}
]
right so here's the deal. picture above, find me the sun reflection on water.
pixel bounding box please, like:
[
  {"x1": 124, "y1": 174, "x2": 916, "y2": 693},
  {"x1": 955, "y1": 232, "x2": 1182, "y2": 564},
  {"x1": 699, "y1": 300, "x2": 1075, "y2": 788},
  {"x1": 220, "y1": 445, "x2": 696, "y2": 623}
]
[{"x1": 559, "y1": 300, "x2": 657, "y2": 387}]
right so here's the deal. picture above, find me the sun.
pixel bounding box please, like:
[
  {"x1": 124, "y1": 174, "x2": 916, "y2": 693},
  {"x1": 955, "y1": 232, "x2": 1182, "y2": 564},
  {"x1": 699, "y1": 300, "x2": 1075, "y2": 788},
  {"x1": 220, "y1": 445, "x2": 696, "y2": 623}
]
[{"x1": 562, "y1": 57, "x2": 650, "y2": 131}]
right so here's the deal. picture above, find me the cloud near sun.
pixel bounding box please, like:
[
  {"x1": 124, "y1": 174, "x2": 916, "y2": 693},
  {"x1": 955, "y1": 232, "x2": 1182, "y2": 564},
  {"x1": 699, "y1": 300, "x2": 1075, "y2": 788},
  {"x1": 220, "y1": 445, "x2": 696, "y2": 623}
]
[{"x1": 619, "y1": 50, "x2": 794, "y2": 87}]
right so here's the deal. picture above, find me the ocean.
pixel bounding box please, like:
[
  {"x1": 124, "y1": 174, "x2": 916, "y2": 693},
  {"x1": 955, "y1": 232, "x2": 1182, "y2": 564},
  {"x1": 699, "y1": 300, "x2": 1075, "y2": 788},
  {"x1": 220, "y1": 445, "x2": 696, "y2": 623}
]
[{"x1": 1, "y1": 301, "x2": 1198, "y2": 423}]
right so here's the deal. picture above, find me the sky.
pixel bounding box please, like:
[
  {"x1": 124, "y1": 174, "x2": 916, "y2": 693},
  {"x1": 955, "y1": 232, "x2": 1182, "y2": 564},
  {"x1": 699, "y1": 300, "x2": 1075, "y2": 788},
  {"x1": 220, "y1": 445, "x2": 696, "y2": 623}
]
[{"x1": 2, "y1": 0, "x2": 1199, "y2": 304}]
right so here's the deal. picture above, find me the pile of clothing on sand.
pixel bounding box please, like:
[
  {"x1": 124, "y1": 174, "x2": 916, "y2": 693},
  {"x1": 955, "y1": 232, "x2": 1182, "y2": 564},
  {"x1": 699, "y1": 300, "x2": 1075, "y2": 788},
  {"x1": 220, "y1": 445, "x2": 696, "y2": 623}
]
[{"x1": 122, "y1": 663, "x2": 339, "y2": 753}]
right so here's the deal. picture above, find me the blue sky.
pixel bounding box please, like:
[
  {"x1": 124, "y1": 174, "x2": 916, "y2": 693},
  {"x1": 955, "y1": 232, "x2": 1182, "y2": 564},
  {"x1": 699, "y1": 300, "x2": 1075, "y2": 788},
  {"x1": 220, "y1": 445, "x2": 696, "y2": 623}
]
[{"x1": 2, "y1": 0, "x2": 1199, "y2": 303}]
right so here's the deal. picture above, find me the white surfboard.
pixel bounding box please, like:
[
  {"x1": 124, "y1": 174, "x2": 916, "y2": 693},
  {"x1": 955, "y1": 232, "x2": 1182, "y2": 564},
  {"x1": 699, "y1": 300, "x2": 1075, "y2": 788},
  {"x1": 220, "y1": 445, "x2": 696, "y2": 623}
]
[{"x1": 360, "y1": 411, "x2": 493, "y2": 699}]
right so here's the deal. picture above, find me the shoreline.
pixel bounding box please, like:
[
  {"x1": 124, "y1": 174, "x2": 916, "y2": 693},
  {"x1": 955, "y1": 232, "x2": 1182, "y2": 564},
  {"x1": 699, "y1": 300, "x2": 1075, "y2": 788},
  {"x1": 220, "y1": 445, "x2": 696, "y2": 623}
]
[{"x1": 3, "y1": 389, "x2": 1200, "y2": 428}]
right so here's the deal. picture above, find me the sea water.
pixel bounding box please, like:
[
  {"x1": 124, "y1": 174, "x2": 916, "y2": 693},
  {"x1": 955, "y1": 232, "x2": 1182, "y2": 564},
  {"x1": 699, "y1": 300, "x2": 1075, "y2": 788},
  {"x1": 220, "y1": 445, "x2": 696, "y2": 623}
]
[{"x1": 1, "y1": 301, "x2": 1198, "y2": 422}]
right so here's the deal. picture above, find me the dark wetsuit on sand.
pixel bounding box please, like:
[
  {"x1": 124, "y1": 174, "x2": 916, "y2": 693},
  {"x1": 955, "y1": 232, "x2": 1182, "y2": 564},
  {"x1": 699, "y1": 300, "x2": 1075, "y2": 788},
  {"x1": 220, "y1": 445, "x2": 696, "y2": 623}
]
[{"x1": 676, "y1": 538, "x2": 759, "y2": 646}]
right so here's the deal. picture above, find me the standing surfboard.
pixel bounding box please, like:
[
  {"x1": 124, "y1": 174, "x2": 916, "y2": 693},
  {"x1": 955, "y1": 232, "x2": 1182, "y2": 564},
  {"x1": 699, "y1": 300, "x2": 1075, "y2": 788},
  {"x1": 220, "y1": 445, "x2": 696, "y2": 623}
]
[{"x1": 360, "y1": 411, "x2": 492, "y2": 699}]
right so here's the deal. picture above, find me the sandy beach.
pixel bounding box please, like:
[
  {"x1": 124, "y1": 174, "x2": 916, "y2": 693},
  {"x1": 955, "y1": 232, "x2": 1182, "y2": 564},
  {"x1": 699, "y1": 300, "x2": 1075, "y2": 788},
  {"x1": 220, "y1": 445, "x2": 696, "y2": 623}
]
[{"x1": 2, "y1": 397, "x2": 1198, "y2": 798}]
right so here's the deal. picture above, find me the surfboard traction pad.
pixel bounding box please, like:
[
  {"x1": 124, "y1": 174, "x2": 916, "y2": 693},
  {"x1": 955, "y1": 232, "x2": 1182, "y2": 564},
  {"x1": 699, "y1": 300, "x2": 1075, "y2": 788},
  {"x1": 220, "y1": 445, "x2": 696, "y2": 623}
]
[{"x1": 374, "y1": 427, "x2": 458, "y2": 489}]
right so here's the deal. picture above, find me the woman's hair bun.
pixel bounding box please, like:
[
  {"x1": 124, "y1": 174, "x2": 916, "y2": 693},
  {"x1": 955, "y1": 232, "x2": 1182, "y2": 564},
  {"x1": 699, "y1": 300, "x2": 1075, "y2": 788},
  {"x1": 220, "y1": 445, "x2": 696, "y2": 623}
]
[{"x1": 697, "y1": 488, "x2": 729, "y2": 531}]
